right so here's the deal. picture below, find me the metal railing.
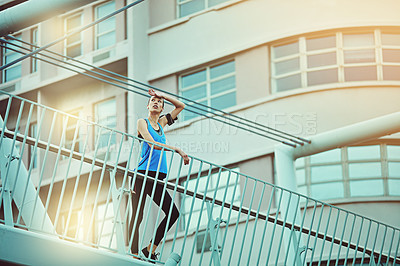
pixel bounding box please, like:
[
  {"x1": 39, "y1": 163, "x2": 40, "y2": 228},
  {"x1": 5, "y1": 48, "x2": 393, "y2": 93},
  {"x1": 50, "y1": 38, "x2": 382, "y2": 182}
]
[{"x1": 0, "y1": 91, "x2": 399, "y2": 265}]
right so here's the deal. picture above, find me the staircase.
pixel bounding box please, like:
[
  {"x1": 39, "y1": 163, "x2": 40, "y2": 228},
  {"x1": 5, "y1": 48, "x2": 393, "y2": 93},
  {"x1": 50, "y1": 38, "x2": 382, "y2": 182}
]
[{"x1": 0, "y1": 91, "x2": 399, "y2": 265}]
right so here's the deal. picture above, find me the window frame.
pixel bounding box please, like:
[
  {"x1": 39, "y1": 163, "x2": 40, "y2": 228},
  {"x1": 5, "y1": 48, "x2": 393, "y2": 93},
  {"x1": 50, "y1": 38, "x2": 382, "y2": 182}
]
[
  {"x1": 179, "y1": 60, "x2": 236, "y2": 121},
  {"x1": 2, "y1": 33, "x2": 23, "y2": 83},
  {"x1": 93, "y1": 97, "x2": 117, "y2": 150},
  {"x1": 64, "y1": 12, "x2": 84, "y2": 58},
  {"x1": 94, "y1": 0, "x2": 117, "y2": 50},
  {"x1": 271, "y1": 29, "x2": 400, "y2": 93}
]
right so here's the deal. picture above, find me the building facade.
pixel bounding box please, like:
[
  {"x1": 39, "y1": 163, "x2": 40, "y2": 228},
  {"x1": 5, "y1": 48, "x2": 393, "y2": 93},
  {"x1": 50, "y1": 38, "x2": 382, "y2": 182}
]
[{"x1": 1, "y1": 0, "x2": 399, "y2": 264}]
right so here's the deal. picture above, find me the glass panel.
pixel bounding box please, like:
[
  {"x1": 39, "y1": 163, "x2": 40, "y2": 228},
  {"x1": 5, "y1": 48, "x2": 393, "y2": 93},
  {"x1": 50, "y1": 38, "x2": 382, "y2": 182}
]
[
  {"x1": 349, "y1": 179, "x2": 384, "y2": 197},
  {"x1": 344, "y1": 66, "x2": 377, "y2": 81},
  {"x1": 388, "y1": 162, "x2": 400, "y2": 178},
  {"x1": 210, "y1": 76, "x2": 235, "y2": 95},
  {"x1": 388, "y1": 179, "x2": 400, "y2": 196},
  {"x1": 275, "y1": 58, "x2": 300, "y2": 75},
  {"x1": 306, "y1": 36, "x2": 336, "y2": 51},
  {"x1": 344, "y1": 49, "x2": 375, "y2": 64},
  {"x1": 343, "y1": 34, "x2": 374, "y2": 47},
  {"x1": 182, "y1": 85, "x2": 207, "y2": 100},
  {"x1": 180, "y1": 0, "x2": 205, "y2": 17},
  {"x1": 383, "y1": 66, "x2": 400, "y2": 81},
  {"x1": 381, "y1": 33, "x2": 400, "y2": 46},
  {"x1": 182, "y1": 70, "x2": 206, "y2": 88},
  {"x1": 273, "y1": 42, "x2": 299, "y2": 58},
  {"x1": 296, "y1": 169, "x2": 305, "y2": 185},
  {"x1": 210, "y1": 91, "x2": 236, "y2": 110},
  {"x1": 382, "y1": 49, "x2": 400, "y2": 63},
  {"x1": 295, "y1": 157, "x2": 305, "y2": 167},
  {"x1": 98, "y1": 18, "x2": 116, "y2": 33},
  {"x1": 348, "y1": 145, "x2": 380, "y2": 160},
  {"x1": 97, "y1": 1, "x2": 115, "y2": 18},
  {"x1": 210, "y1": 61, "x2": 235, "y2": 79},
  {"x1": 387, "y1": 145, "x2": 400, "y2": 159},
  {"x1": 183, "y1": 100, "x2": 207, "y2": 121},
  {"x1": 310, "y1": 149, "x2": 341, "y2": 164},
  {"x1": 5, "y1": 66, "x2": 22, "y2": 82},
  {"x1": 307, "y1": 68, "x2": 338, "y2": 86},
  {"x1": 67, "y1": 33, "x2": 81, "y2": 45},
  {"x1": 97, "y1": 31, "x2": 115, "y2": 49},
  {"x1": 348, "y1": 162, "x2": 382, "y2": 178},
  {"x1": 307, "y1": 52, "x2": 337, "y2": 68},
  {"x1": 310, "y1": 182, "x2": 344, "y2": 200},
  {"x1": 67, "y1": 44, "x2": 81, "y2": 58},
  {"x1": 96, "y1": 99, "x2": 116, "y2": 121},
  {"x1": 5, "y1": 52, "x2": 21, "y2": 64},
  {"x1": 276, "y1": 74, "x2": 301, "y2": 92},
  {"x1": 209, "y1": 0, "x2": 229, "y2": 7},
  {"x1": 66, "y1": 15, "x2": 81, "y2": 31},
  {"x1": 311, "y1": 164, "x2": 342, "y2": 182}
]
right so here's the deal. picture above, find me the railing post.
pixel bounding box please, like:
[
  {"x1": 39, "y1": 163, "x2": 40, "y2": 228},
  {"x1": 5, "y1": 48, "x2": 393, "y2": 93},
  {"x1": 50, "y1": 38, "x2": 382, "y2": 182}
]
[
  {"x1": 1, "y1": 188, "x2": 13, "y2": 226},
  {"x1": 205, "y1": 201, "x2": 224, "y2": 266},
  {"x1": 274, "y1": 144, "x2": 304, "y2": 265}
]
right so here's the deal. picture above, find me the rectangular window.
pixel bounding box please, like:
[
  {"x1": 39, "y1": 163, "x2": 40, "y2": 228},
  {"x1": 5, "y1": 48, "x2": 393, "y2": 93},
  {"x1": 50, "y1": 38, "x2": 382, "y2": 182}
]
[
  {"x1": 31, "y1": 27, "x2": 38, "y2": 73},
  {"x1": 177, "y1": 0, "x2": 229, "y2": 18},
  {"x1": 180, "y1": 61, "x2": 236, "y2": 121},
  {"x1": 2, "y1": 34, "x2": 22, "y2": 83},
  {"x1": 65, "y1": 13, "x2": 83, "y2": 58},
  {"x1": 180, "y1": 168, "x2": 240, "y2": 231},
  {"x1": 94, "y1": 98, "x2": 117, "y2": 149},
  {"x1": 95, "y1": 1, "x2": 116, "y2": 50},
  {"x1": 63, "y1": 110, "x2": 83, "y2": 154}
]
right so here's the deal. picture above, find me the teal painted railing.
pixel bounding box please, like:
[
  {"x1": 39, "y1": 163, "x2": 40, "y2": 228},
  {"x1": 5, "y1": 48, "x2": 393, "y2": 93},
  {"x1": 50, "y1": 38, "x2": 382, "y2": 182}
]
[{"x1": 0, "y1": 91, "x2": 399, "y2": 265}]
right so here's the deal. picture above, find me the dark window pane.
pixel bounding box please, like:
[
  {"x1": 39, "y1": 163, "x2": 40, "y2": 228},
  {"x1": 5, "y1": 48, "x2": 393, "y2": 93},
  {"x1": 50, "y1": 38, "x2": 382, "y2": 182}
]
[
  {"x1": 210, "y1": 91, "x2": 236, "y2": 110},
  {"x1": 182, "y1": 85, "x2": 207, "y2": 100},
  {"x1": 182, "y1": 70, "x2": 206, "y2": 88},
  {"x1": 180, "y1": 0, "x2": 204, "y2": 17},
  {"x1": 210, "y1": 61, "x2": 235, "y2": 79},
  {"x1": 210, "y1": 76, "x2": 235, "y2": 95}
]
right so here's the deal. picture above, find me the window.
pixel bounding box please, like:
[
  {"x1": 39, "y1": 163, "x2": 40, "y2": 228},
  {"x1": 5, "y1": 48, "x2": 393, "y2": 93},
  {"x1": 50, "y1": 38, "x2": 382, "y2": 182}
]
[
  {"x1": 180, "y1": 61, "x2": 236, "y2": 121},
  {"x1": 29, "y1": 123, "x2": 38, "y2": 169},
  {"x1": 2, "y1": 34, "x2": 22, "y2": 83},
  {"x1": 94, "y1": 98, "x2": 117, "y2": 149},
  {"x1": 95, "y1": 1, "x2": 116, "y2": 50},
  {"x1": 295, "y1": 144, "x2": 400, "y2": 200},
  {"x1": 63, "y1": 110, "x2": 83, "y2": 154},
  {"x1": 177, "y1": 0, "x2": 230, "y2": 18},
  {"x1": 180, "y1": 168, "x2": 240, "y2": 231},
  {"x1": 271, "y1": 30, "x2": 400, "y2": 92},
  {"x1": 64, "y1": 13, "x2": 83, "y2": 58},
  {"x1": 31, "y1": 27, "x2": 38, "y2": 73}
]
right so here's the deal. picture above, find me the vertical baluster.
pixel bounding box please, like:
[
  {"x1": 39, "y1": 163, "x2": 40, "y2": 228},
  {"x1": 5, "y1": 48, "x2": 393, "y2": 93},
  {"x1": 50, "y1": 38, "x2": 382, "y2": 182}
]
[
  {"x1": 301, "y1": 201, "x2": 318, "y2": 266},
  {"x1": 343, "y1": 214, "x2": 357, "y2": 265},
  {"x1": 265, "y1": 187, "x2": 284, "y2": 265},
  {"x1": 108, "y1": 135, "x2": 135, "y2": 249},
  {"x1": 0, "y1": 99, "x2": 24, "y2": 215},
  {"x1": 97, "y1": 132, "x2": 125, "y2": 249},
  {"x1": 188, "y1": 165, "x2": 213, "y2": 265},
  {"x1": 0, "y1": 95, "x2": 13, "y2": 149},
  {"x1": 384, "y1": 228, "x2": 395, "y2": 266},
  {"x1": 227, "y1": 175, "x2": 249, "y2": 265},
  {"x1": 334, "y1": 212, "x2": 349, "y2": 266},
  {"x1": 376, "y1": 225, "x2": 388, "y2": 265},
  {"x1": 29, "y1": 112, "x2": 57, "y2": 230},
  {"x1": 246, "y1": 182, "x2": 266, "y2": 266},
  {"x1": 369, "y1": 222, "x2": 381, "y2": 265},
  {"x1": 86, "y1": 129, "x2": 114, "y2": 243},
  {"x1": 219, "y1": 172, "x2": 241, "y2": 259},
  {"x1": 17, "y1": 106, "x2": 46, "y2": 227},
  {"x1": 274, "y1": 191, "x2": 293, "y2": 265},
  {"x1": 351, "y1": 217, "x2": 364, "y2": 266},
  {"x1": 360, "y1": 220, "x2": 372, "y2": 265},
  {"x1": 64, "y1": 119, "x2": 90, "y2": 241},
  {"x1": 317, "y1": 206, "x2": 333, "y2": 266},
  {"x1": 74, "y1": 126, "x2": 103, "y2": 239},
  {"x1": 293, "y1": 197, "x2": 310, "y2": 266},
  {"x1": 199, "y1": 168, "x2": 222, "y2": 265},
  {"x1": 283, "y1": 194, "x2": 301, "y2": 266},
  {"x1": 392, "y1": 230, "x2": 400, "y2": 266},
  {"x1": 256, "y1": 186, "x2": 276, "y2": 265},
  {"x1": 326, "y1": 209, "x2": 341, "y2": 265}
]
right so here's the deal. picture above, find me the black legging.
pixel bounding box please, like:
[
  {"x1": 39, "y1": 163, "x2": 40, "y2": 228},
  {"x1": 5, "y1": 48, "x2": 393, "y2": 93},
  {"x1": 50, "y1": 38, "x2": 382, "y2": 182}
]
[{"x1": 129, "y1": 170, "x2": 180, "y2": 254}]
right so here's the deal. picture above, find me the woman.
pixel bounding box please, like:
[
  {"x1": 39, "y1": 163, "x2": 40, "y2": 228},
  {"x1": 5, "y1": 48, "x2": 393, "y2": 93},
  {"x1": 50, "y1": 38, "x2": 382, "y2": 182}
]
[{"x1": 129, "y1": 89, "x2": 189, "y2": 262}]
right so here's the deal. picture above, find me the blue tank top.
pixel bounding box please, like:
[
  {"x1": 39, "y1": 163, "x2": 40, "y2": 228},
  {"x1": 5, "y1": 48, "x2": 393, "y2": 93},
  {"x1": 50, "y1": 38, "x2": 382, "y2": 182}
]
[{"x1": 137, "y1": 119, "x2": 168, "y2": 174}]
